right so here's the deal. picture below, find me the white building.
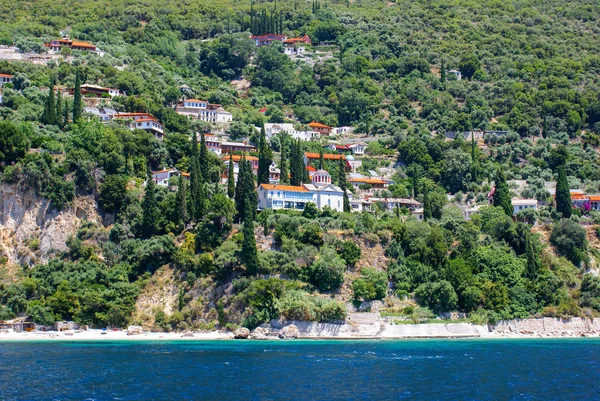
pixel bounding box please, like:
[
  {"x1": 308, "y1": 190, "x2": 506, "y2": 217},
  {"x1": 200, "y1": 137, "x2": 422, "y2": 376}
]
[
  {"x1": 258, "y1": 170, "x2": 344, "y2": 212},
  {"x1": 332, "y1": 126, "x2": 353, "y2": 135},
  {"x1": 369, "y1": 197, "x2": 422, "y2": 211},
  {"x1": 152, "y1": 169, "x2": 179, "y2": 187},
  {"x1": 259, "y1": 123, "x2": 319, "y2": 141},
  {"x1": 511, "y1": 198, "x2": 538, "y2": 216},
  {"x1": 447, "y1": 70, "x2": 462, "y2": 81},
  {"x1": 412, "y1": 208, "x2": 424, "y2": 221},
  {"x1": 176, "y1": 99, "x2": 232, "y2": 124},
  {"x1": 348, "y1": 143, "x2": 365, "y2": 156}
]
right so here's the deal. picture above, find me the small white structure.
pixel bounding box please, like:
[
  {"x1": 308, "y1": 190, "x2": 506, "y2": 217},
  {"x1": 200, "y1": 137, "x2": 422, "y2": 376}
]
[
  {"x1": 465, "y1": 204, "x2": 482, "y2": 220},
  {"x1": 152, "y1": 169, "x2": 179, "y2": 187},
  {"x1": 332, "y1": 126, "x2": 353, "y2": 135},
  {"x1": 447, "y1": 70, "x2": 462, "y2": 81},
  {"x1": 203, "y1": 133, "x2": 222, "y2": 155},
  {"x1": 370, "y1": 197, "x2": 422, "y2": 211},
  {"x1": 259, "y1": 123, "x2": 319, "y2": 141},
  {"x1": 0, "y1": 73, "x2": 13, "y2": 86},
  {"x1": 511, "y1": 198, "x2": 538, "y2": 216},
  {"x1": 412, "y1": 208, "x2": 424, "y2": 221},
  {"x1": 348, "y1": 143, "x2": 365, "y2": 156},
  {"x1": 176, "y1": 99, "x2": 232, "y2": 124}
]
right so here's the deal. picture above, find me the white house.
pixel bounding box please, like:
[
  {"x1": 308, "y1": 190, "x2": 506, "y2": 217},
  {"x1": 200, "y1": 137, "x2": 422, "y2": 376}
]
[
  {"x1": 112, "y1": 112, "x2": 165, "y2": 140},
  {"x1": 447, "y1": 70, "x2": 462, "y2": 81},
  {"x1": 332, "y1": 126, "x2": 353, "y2": 135},
  {"x1": 511, "y1": 198, "x2": 538, "y2": 216},
  {"x1": 348, "y1": 143, "x2": 365, "y2": 156},
  {"x1": 369, "y1": 197, "x2": 422, "y2": 211},
  {"x1": 152, "y1": 169, "x2": 179, "y2": 187},
  {"x1": 176, "y1": 99, "x2": 232, "y2": 124},
  {"x1": 259, "y1": 123, "x2": 319, "y2": 141},
  {"x1": 258, "y1": 169, "x2": 344, "y2": 212},
  {"x1": 412, "y1": 208, "x2": 424, "y2": 221},
  {"x1": 0, "y1": 73, "x2": 13, "y2": 86}
]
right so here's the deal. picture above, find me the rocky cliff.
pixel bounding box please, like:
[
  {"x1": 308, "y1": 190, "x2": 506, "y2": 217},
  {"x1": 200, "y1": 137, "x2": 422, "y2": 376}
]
[{"x1": 0, "y1": 184, "x2": 101, "y2": 266}]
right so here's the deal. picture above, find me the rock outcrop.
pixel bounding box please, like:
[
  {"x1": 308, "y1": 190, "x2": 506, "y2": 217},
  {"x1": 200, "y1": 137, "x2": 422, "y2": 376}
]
[
  {"x1": 234, "y1": 327, "x2": 250, "y2": 339},
  {"x1": 0, "y1": 184, "x2": 100, "y2": 265},
  {"x1": 127, "y1": 326, "x2": 144, "y2": 336},
  {"x1": 249, "y1": 326, "x2": 270, "y2": 340},
  {"x1": 278, "y1": 324, "x2": 299, "y2": 339}
]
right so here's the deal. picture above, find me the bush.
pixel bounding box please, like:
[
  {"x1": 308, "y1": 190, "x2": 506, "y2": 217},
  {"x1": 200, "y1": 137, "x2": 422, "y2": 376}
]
[
  {"x1": 550, "y1": 219, "x2": 588, "y2": 266},
  {"x1": 308, "y1": 248, "x2": 346, "y2": 291},
  {"x1": 352, "y1": 268, "x2": 387, "y2": 301},
  {"x1": 415, "y1": 280, "x2": 458, "y2": 314}
]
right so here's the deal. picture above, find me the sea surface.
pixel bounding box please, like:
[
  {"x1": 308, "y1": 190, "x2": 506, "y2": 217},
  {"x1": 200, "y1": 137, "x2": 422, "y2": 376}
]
[{"x1": 0, "y1": 339, "x2": 599, "y2": 401}]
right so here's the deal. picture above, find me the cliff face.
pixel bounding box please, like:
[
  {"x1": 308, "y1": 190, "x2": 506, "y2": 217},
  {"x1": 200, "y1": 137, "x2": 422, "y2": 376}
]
[{"x1": 0, "y1": 184, "x2": 101, "y2": 266}]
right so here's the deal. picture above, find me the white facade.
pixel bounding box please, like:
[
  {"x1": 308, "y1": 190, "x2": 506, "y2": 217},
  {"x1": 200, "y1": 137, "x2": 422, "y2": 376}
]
[
  {"x1": 259, "y1": 123, "x2": 319, "y2": 141},
  {"x1": 412, "y1": 208, "x2": 424, "y2": 221},
  {"x1": 512, "y1": 198, "x2": 538, "y2": 216},
  {"x1": 447, "y1": 70, "x2": 462, "y2": 81},
  {"x1": 176, "y1": 100, "x2": 232, "y2": 124},
  {"x1": 258, "y1": 170, "x2": 344, "y2": 212},
  {"x1": 333, "y1": 126, "x2": 353, "y2": 135},
  {"x1": 284, "y1": 45, "x2": 306, "y2": 55},
  {"x1": 152, "y1": 169, "x2": 179, "y2": 187},
  {"x1": 349, "y1": 143, "x2": 365, "y2": 156}
]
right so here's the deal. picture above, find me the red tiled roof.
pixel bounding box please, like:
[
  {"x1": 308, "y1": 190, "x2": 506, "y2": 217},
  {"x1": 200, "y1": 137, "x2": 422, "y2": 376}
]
[
  {"x1": 226, "y1": 154, "x2": 259, "y2": 162},
  {"x1": 308, "y1": 121, "x2": 331, "y2": 129},
  {"x1": 0, "y1": 73, "x2": 13, "y2": 78},
  {"x1": 304, "y1": 152, "x2": 346, "y2": 161},
  {"x1": 259, "y1": 183, "x2": 309, "y2": 192}
]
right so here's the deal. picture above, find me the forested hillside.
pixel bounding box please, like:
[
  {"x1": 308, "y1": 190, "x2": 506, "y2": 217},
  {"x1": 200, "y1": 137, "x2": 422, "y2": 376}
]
[{"x1": 1, "y1": 0, "x2": 600, "y2": 331}]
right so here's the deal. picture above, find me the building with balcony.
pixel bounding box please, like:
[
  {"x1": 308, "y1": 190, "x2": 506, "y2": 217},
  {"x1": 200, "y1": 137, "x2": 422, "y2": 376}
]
[{"x1": 176, "y1": 99, "x2": 232, "y2": 124}]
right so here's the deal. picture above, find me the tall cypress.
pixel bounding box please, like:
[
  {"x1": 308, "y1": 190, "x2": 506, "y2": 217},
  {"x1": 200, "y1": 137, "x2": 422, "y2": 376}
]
[
  {"x1": 290, "y1": 139, "x2": 303, "y2": 186},
  {"x1": 556, "y1": 165, "x2": 572, "y2": 218},
  {"x1": 63, "y1": 98, "x2": 70, "y2": 126},
  {"x1": 257, "y1": 125, "x2": 272, "y2": 185},
  {"x1": 72, "y1": 69, "x2": 82, "y2": 122},
  {"x1": 423, "y1": 184, "x2": 431, "y2": 221},
  {"x1": 493, "y1": 168, "x2": 513, "y2": 217},
  {"x1": 235, "y1": 156, "x2": 248, "y2": 222},
  {"x1": 243, "y1": 160, "x2": 258, "y2": 221},
  {"x1": 241, "y1": 198, "x2": 259, "y2": 276},
  {"x1": 227, "y1": 153, "x2": 235, "y2": 198},
  {"x1": 199, "y1": 132, "x2": 208, "y2": 182},
  {"x1": 471, "y1": 133, "x2": 478, "y2": 183},
  {"x1": 189, "y1": 133, "x2": 199, "y2": 221},
  {"x1": 525, "y1": 231, "x2": 541, "y2": 280},
  {"x1": 318, "y1": 147, "x2": 325, "y2": 170},
  {"x1": 280, "y1": 135, "x2": 289, "y2": 184},
  {"x1": 41, "y1": 80, "x2": 56, "y2": 125},
  {"x1": 339, "y1": 158, "x2": 351, "y2": 212},
  {"x1": 441, "y1": 58, "x2": 446, "y2": 88},
  {"x1": 176, "y1": 174, "x2": 188, "y2": 225},
  {"x1": 141, "y1": 172, "x2": 159, "y2": 238},
  {"x1": 55, "y1": 90, "x2": 62, "y2": 128}
]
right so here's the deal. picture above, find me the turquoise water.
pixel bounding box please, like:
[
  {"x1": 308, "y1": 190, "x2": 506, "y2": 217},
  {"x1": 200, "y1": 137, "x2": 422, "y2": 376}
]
[{"x1": 0, "y1": 339, "x2": 599, "y2": 400}]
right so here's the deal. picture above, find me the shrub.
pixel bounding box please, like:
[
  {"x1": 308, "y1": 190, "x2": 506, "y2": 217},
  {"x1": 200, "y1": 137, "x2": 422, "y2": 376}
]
[
  {"x1": 415, "y1": 280, "x2": 458, "y2": 314},
  {"x1": 352, "y1": 268, "x2": 387, "y2": 301},
  {"x1": 550, "y1": 219, "x2": 588, "y2": 266},
  {"x1": 308, "y1": 247, "x2": 346, "y2": 291}
]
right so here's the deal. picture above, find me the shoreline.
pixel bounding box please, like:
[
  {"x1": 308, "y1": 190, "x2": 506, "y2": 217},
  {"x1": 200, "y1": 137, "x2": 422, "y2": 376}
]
[{"x1": 2, "y1": 326, "x2": 599, "y2": 342}]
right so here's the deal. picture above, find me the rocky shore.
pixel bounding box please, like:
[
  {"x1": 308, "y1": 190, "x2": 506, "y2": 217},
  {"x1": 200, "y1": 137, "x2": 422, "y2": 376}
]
[{"x1": 2, "y1": 317, "x2": 600, "y2": 341}]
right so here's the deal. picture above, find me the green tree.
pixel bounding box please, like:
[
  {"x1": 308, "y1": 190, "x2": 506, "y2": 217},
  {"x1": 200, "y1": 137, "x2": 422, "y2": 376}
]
[
  {"x1": 550, "y1": 219, "x2": 588, "y2": 266},
  {"x1": 72, "y1": 69, "x2": 82, "y2": 122},
  {"x1": 415, "y1": 280, "x2": 458, "y2": 314},
  {"x1": 280, "y1": 134, "x2": 289, "y2": 184},
  {"x1": 99, "y1": 175, "x2": 128, "y2": 214},
  {"x1": 318, "y1": 147, "x2": 325, "y2": 170},
  {"x1": 63, "y1": 98, "x2": 70, "y2": 126},
  {"x1": 141, "y1": 173, "x2": 159, "y2": 238},
  {"x1": 308, "y1": 247, "x2": 345, "y2": 291},
  {"x1": 176, "y1": 175, "x2": 187, "y2": 225},
  {"x1": 440, "y1": 58, "x2": 446, "y2": 88},
  {"x1": 525, "y1": 231, "x2": 541, "y2": 280},
  {"x1": 493, "y1": 168, "x2": 512, "y2": 217},
  {"x1": 41, "y1": 81, "x2": 56, "y2": 125},
  {"x1": 199, "y1": 132, "x2": 208, "y2": 182},
  {"x1": 555, "y1": 165, "x2": 572, "y2": 218},
  {"x1": 338, "y1": 157, "x2": 351, "y2": 212},
  {"x1": 189, "y1": 133, "x2": 199, "y2": 220},
  {"x1": 227, "y1": 153, "x2": 235, "y2": 198},
  {"x1": 257, "y1": 125, "x2": 273, "y2": 185},
  {"x1": 241, "y1": 199, "x2": 259, "y2": 276},
  {"x1": 0, "y1": 120, "x2": 29, "y2": 165},
  {"x1": 55, "y1": 90, "x2": 63, "y2": 129},
  {"x1": 458, "y1": 53, "x2": 480, "y2": 80}
]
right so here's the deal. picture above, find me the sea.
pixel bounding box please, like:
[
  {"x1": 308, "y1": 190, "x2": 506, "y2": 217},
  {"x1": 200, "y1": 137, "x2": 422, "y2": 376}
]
[{"x1": 0, "y1": 339, "x2": 598, "y2": 401}]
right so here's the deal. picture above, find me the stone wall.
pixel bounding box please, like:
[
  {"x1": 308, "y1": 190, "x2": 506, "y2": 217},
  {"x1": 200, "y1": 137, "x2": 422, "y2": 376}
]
[{"x1": 492, "y1": 317, "x2": 600, "y2": 336}]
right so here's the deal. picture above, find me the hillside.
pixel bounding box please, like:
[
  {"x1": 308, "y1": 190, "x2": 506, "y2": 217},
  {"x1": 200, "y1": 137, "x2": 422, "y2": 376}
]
[{"x1": 2, "y1": 0, "x2": 600, "y2": 330}]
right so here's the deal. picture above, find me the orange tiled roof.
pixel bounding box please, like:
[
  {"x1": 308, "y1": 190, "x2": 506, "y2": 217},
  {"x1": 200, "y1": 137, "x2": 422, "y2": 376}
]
[
  {"x1": 304, "y1": 152, "x2": 346, "y2": 161},
  {"x1": 588, "y1": 195, "x2": 600, "y2": 202},
  {"x1": 349, "y1": 178, "x2": 386, "y2": 185},
  {"x1": 306, "y1": 165, "x2": 317, "y2": 172},
  {"x1": 308, "y1": 121, "x2": 331, "y2": 129},
  {"x1": 259, "y1": 184, "x2": 309, "y2": 192},
  {"x1": 71, "y1": 41, "x2": 96, "y2": 48},
  {"x1": 226, "y1": 154, "x2": 259, "y2": 162},
  {"x1": 0, "y1": 73, "x2": 13, "y2": 78},
  {"x1": 184, "y1": 99, "x2": 207, "y2": 103},
  {"x1": 570, "y1": 193, "x2": 587, "y2": 200}
]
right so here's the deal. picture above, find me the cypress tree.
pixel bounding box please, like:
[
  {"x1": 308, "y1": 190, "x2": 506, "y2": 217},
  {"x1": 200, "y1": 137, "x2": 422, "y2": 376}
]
[
  {"x1": 189, "y1": 133, "x2": 199, "y2": 221},
  {"x1": 243, "y1": 160, "x2": 258, "y2": 221},
  {"x1": 493, "y1": 168, "x2": 513, "y2": 217},
  {"x1": 176, "y1": 174, "x2": 188, "y2": 225},
  {"x1": 525, "y1": 231, "x2": 541, "y2": 280},
  {"x1": 63, "y1": 98, "x2": 70, "y2": 126},
  {"x1": 41, "y1": 80, "x2": 56, "y2": 125},
  {"x1": 227, "y1": 153, "x2": 235, "y2": 198},
  {"x1": 141, "y1": 173, "x2": 159, "y2": 238},
  {"x1": 199, "y1": 132, "x2": 209, "y2": 182},
  {"x1": 290, "y1": 139, "x2": 304, "y2": 186},
  {"x1": 318, "y1": 147, "x2": 324, "y2": 170},
  {"x1": 235, "y1": 156, "x2": 248, "y2": 222},
  {"x1": 72, "y1": 69, "x2": 82, "y2": 122},
  {"x1": 241, "y1": 198, "x2": 259, "y2": 276},
  {"x1": 556, "y1": 165, "x2": 572, "y2": 218},
  {"x1": 55, "y1": 90, "x2": 62, "y2": 128},
  {"x1": 423, "y1": 184, "x2": 431, "y2": 221},
  {"x1": 441, "y1": 58, "x2": 446, "y2": 88},
  {"x1": 257, "y1": 125, "x2": 272, "y2": 185},
  {"x1": 197, "y1": 181, "x2": 208, "y2": 220},
  {"x1": 339, "y1": 158, "x2": 351, "y2": 212},
  {"x1": 280, "y1": 135, "x2": 289, "y2": 184},
  {"x1": 471, "y1": 133, "x2": 478, "y2": 183}
]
